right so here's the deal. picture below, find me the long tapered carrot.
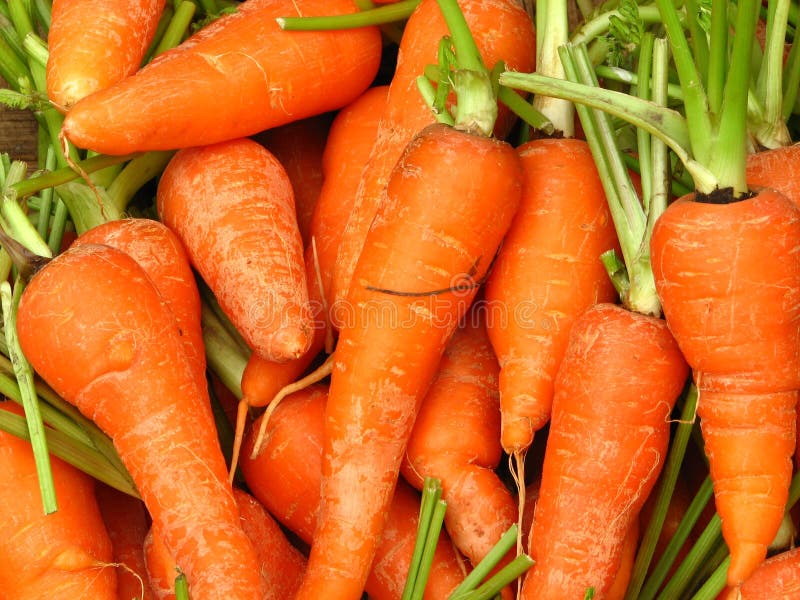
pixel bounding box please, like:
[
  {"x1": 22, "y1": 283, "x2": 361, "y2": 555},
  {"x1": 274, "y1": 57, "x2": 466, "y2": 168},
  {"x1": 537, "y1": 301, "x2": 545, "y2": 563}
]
[
  {"x1": 16, "y1": 243, "x2": 264, "y2": 600},
  {"x1": 0, "y1": 402, "x2": 117, "y2": 599},
  {"x1": 239, "y1": 384, "x2": 466, "y2": 600},
  {"x1": 46, "y1": 0, "x2": 167, "y2": 110},
  {"x1": 60, "y1": 0, "x2": 383, "y2": 155},
  {"x1": 400, "y1": 311, "x2": 517, "y2": 574},
  {"x1": 521, "y1": 303, "x2": 689, "y2": 600},
  {"x1": 650, "y1": 188, "x2": 800, "y2": 586},
  {"x1": 483, "y1": 137, "x2": 620, "y2": 456},
  {"x1": 157, "y1": 137, "x2": 312, "y2": 364},
  {"x1": 330, "y1": 0, "x2": 536, "y2": 306}
]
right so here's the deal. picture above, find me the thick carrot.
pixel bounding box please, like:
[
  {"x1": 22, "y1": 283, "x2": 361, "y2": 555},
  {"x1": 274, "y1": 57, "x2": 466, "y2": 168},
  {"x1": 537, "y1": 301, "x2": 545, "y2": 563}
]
[
  {"x1": 330, "y1": 0, "x2": 536, "y2": 305},
  {"x1": 746, "y1": 144, "x2": 800, "y2": 206},
  {"x1": 0, "y1": 402, "x2": 117, "y2": 599},
  {"x1": 288, "y1": 119, "x2": 522, "y2": 599},
  {"x1": 255, "y1": 114, "x2": 333, "y2": 248},
  {"x1": 142, "y1": 525, "x2": 181, "y2": 599},
  {"x1": 521, "y1": 303, "x2": 689, "y2": 600},
  {"x1": 725, "y1": 545, "x2": 800, "y2": 599},
  {"x1": 650, "y1": 188, "x2": 800, "y2": 585},
  {"x1": 16, "y1": 243, "x2": 263, "y2": 599},
  {"x1": 72, "y1": 218, "x2": 206, "y2": 391},
  {"x1": 46, "y1": 0, "x2": 167, "y2": 110},
  {"x1": 400, "y1": 312, "x2": 517, "y2": 572},
  {"x1": 157, "y1": 137, "x2": 312, "y2": 363},
  {"x1": 95, "y1": 482, "x2": 155, "y2": 600},
  {"x1": 239, "y1": 384, "x2": 466, "y2": 600},
  {"x1": 483, "y1": 137, "x2": 620, "y2": 456},
  {"x1": 60, "y1": 0, "x2": 383, "y2": 155}
]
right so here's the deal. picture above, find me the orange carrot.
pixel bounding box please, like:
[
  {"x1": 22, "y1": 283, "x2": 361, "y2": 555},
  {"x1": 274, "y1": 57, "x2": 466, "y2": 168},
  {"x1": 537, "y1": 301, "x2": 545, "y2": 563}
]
[
  {"x1": 483, "y1": 137, "x2": 620, "y2": 456},
  {"x1": 725, "y1": 545, "x2": 800, "y2": 599},
  {"x1": 240, "y1": 384, "x2": 466, "y2": 600},
  {"x1": 60, "y1": 0, "x2": 383, "y2": 155},
  {"x1": 95, "y1": 482, "x2": 155, "y2": 600},
  {"x1": 606, "y1": 520, "x2": 641, "y2": 600},
  {"x1": 331, "y1": 0, "x2": 536, "y2": 305},
  {"x1": 157, "y1": 137, "x2": 312, "y2": 363},
  {"x1": 142, "y1": 525, "x2": 181, "y2": 599},
  {"x1": 0, "y1": 402, "x2": 117, "y2": 599},
  {"x1": 16, "y1": 243, "x2": 263, "y2": 599},
  {"x1": 46, "y1": 0, "x2": 166, "y2": 110},
  {"x1": 255, "y1": 114, "x2": 333, "y2": 248},
  {"x1": 72, "y1": 218, "x2": 206, "y2": 391},
  {"x1": 650, "y1": 188, "x2": 800, "y2": 585},
  {"x1": 286, "y1": 119, "x2": 522, "y2": 599},
  {"x1": 746, "y1": 144, "x2": 800, "y2": 207},
  {"x1": 521, "y1": 303, "x2": 689, "y2": 600},
  {"x1": 400, "y1": 312, "x2": 517, "y2": 573}
]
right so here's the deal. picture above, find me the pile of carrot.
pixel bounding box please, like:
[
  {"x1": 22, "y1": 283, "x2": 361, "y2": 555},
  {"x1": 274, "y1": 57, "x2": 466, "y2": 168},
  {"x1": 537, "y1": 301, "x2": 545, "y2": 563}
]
[{"x1": 1, "y1": 0, "x2": 800, "y2": 598}]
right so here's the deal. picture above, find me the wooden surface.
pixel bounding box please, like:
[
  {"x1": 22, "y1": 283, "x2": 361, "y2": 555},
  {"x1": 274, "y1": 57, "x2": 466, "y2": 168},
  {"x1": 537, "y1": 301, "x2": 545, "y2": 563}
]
[{"x1": 0, "y1": 80, "x2": 38, "y2": 166}]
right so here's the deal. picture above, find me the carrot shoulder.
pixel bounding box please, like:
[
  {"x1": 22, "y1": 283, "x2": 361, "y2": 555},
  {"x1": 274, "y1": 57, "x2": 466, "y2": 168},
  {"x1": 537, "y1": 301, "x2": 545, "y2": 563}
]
[
  {"x1": 16, "y1": 243, "x2": 263, "y2": 600},
  {"x1": 60, "y1": 0, "x2": 383, "y2": 154}
]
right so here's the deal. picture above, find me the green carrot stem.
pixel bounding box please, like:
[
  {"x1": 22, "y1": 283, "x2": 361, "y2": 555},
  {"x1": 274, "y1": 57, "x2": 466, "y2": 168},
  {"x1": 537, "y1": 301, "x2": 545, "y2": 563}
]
[
  {"x1": 201, "y1": 301, "x2": 248, "y2": 399},
  {"x1": 411, "y1": 497, "x2": 447, "y2": 600},
  {"x1": 277, "y1": 0, "x2": 420, "y2": 30},
  {"x1": 635, "y1": 33, "x2": 655, "y2": 212},
  {"x1": 448, "y1": 525, "x2": 520, "y2": 599},
  {"x1": 32, "y1": 0, "x2": 50, "y2": 32},
  {"x1": 0, "y1": 10, "x2": 27, "y2": 68},
  {"x1": 534, "y1": 0, "x2": 573, "y2": 135},
  {"x1": 689, "y1": 557, "x2": 730, "y2": 600},
  {"x1": 685, "y1": 0, "x2": 710, "y2": 87},
  {"x1": 46, "y1": 196, "x2": 68, "y2": 255},
  {"x1": 594, "y1": 65, "x2": 684, "y2": 100},
  {"x1": 753, "y1": 0, "x2": 792, "y2": 148},
  {"x1": 7, "y1": 0, "x2": 34, "y2": 45},
  {"x1": 452, "y1": 554, "x2": 535, "y2": 600},
  {"x1": 35, "y1": 147, "x2": 56, "y2": 239},
  {"x1": 1, "y1": 160, "x2": 51, "y2": 258},
  {"x1": 174, "y1": 572, "x2": 190, "y2": 600},
  {"x1": 402, "y1": 477, "x2": 445, "y2": 600},
  {"x1": 498, "y1": 85, "x2": 554, "y2": 134},
  {"x1": 143, "y1": 2, "x2": 175, "y2": 63},
  {"x1": 435, "y1": 0, "x2": 486, "y2": 74},
  {"x1": 782, "y1": 32, "x2": 800, "y2": 120},
  {"x1": 1, "y1": 277, "x2": 56, "y2": 513},
  {"x1": 706, "y1": 0, "x2": 728, "y2": 115},
  {"x1": 0, "y1": 31, "x2": 30, "y2": 91},
  {"x1": 106, "y1": 151, "x2": 175, "y2": 213},
  {"x1": 152, "y1": 0, "x2": 196, "y2": 56}
]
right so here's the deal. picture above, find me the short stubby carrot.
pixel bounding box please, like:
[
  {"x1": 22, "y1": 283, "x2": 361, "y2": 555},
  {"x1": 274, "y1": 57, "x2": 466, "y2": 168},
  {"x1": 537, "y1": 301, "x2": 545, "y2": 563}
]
[
  {"x1": 650, "y1": 188, "x2": 800, "y2": 586},
  {"x1": 16, "y1": 243, "x2": 263, "y2": 600},
  {"x1": 60, "y1": 0, "x2": 383, "y2": 154},
  {"x1": 331, "y1": 0, "x2": 536, "y2": 306},
  {"x1": 46, "y1": 0, "x2": 166, "y2": 110},
  {"x1": 0, "y1": 402, "x2": 117, "y2": 599},
  {"x1": 292, "y1": 122, "x2": 523, "y2": 600},
  {"x1": 157, "y1": 137, "x2": 312, "y2": 363},
  {"x1": 521, "y1": 303, "x2": 689, "y2": 600},
  {"x1": 484, "y1": 137, "x2": 620, "y2": 456}
]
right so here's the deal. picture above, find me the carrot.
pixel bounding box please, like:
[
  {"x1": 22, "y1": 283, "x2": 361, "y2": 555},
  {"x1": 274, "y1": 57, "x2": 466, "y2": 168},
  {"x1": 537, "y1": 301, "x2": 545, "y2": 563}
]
[
  {"x1": 330, "y1": 0, "x2": 536, "y2": 306},
  {"x1": 483, "y1": 136, "x2": 620, "y2": 456},
  {"x1": 60, "y1": 0, "x2": 383, "y2": 155},
  {"x1": 15, "y1": 243, "x2": 264, "y2": 599},
  {"x1": 255, "y1": 114, "x2": 333, "y2": 248},
  {"x1": 46, "y1": 0, "x2": 167, "y2": 111},
  {"x1": 520, "y1": 303, "x2": 689, "y2": 600},
  {"x1": 71, "y1": 218, "x2": 206, "y2": 391},
  {"x1": 156, "y1": 137, "x2": 312, "y2": 364},
  {"x1": 239, "y1": 384, "x2": 466, "y2": 600},
  {"x1": 0, "y1": 401, "x2": 117, "y2": 599},
  {"x1": 95, "y1": 482, "x2": 155, "y2": 600},
  {"x1": 400, "y1": 311, "x2": 517, "y2": 575},
  {"x1": 724, "y1": 545, "x2": 800, "y2": 599},
  {"x1": 746, "y1": 144, "x2": 800, "y2": 207},
  {"x1": 142, "y1": 525, "x2": 181, "y2": 599},
  {"x1": 606, "y1": 520, "x2": 641, "y2": 600},
  {"x1": 650, "y1": 188, "x2": 800, "y2": 585}
]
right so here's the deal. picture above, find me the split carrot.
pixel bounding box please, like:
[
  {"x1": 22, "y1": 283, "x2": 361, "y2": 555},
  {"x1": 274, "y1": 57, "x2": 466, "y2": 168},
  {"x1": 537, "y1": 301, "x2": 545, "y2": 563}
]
[
  {"x1": 16, "y1": 243, "x2": 263, "y2": 599},
  {"x1": 60, "y1": 0, "x2": 383, "y2": 154},
  {"x1": 0, "y1": 401, "x2": 117, "y2": 599},
  {"x1": 156, "y1": 137, "x2": 312, "y2": 364},
  {"x1": 239, "y1": 384, "x2": 466, "y2": 600},
  {"x1": 400, "y1": 311, "x2": 517, "y2": 575},
  {"x1": 46, "y1": 0, "x2": 167, "y2": 110},
  {"x1": 330, "y1": 0, "x2": 536, "y2": 306}
]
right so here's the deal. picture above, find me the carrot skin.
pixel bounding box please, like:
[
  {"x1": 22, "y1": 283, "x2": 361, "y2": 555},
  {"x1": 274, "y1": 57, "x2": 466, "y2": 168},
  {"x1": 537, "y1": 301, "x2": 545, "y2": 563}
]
[
  {"x1": 727, "y1": 545, "x2": 800, "y2": 599},
  {"x1": 484, "y1": 137, "x2": 620, "y2": 454},
  {"x1": 521, "y1": 303, "x2": 689, "y2": 600},
  {"x1": 60, "y1": 0, "x2": 383, "y2": 154},
  {"x1": 0, "y1": 402, "x2": 117, "y2": 599},
  {"x1": 157, "y1": 137, "x2": 312, "y2": 363},
  {"x1": 650, "y1": 189, "x2": 800, "y2": 585},
  {"x1": 46, "y1": 0, "x2": 166, "y2": 110},
  {"x1": 16, "y1": 244, "x2": 263, "y2": 600},
  {"x1": 746, "y1": 145, "x2": 800, "y2": 207}
]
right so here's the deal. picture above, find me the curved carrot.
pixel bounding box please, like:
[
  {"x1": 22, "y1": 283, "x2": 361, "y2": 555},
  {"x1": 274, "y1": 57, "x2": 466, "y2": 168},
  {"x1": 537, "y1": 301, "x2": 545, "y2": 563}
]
[
  {"x1": 331, "y1": 0, "x2": 536, "y2": 306},
  {"x1": 239, "y1": 384, "x2": 466, "y2": 600},
  {"x1": 288, "y1": 121, "x2": 522, "y2": 599},
  {"x1": 60, "y1": 0, "x2": 383, "y2": 155},
  {"x1": 0, "y1": 402, "x2": 117, "y2": 599},
  {"x1": 72, "y1": 218, "x2": 206, "y2": 391},
  {"x1": 484, "y1": 137, "x2": 620, "y2": 456},
  {"x1": 521, "y1": 303, "x2": 689, "y2": 600},
  {"x1": 16, "y1": 243, "x2": 263, "y2": 599},
  {"x1": 46, "y1": 0, "x2": 166, "y2": 110},
  {"x1": 726, "y1": 545, "x2": 800, "y2": 599},
  {"x1": 650, "y1": 189, "x2": 800, "y2": 585},
  {"x1": 400, "y1": 312, "x2": 517, "y2": 573},
  {"x1": 157, "y1": 137, "x2": 312, "y2": 363}
]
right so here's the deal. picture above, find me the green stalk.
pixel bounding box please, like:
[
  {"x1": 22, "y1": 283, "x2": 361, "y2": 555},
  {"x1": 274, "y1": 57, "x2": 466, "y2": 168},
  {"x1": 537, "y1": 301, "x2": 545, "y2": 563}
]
[
  {"x1": 401, "y1": 477, "x2": 445, "y2": 600},
  {"x1": 201, "y1": 301, "x2": 249, "y2": 399},
  {"x1": 105, "y1": 150, "x2": 175, "y2": 214},
  {"x1": 174, "y1": 573, "x2": 190, "y2": 600},
  {"x1": 452, "y1": 554, "x2": 535, "y2": 600},
  {"x1": 448, "y1": 525, "x2": 521, "y2": 599},
  {"x1": 689, "y1": 557, "x2": 729, "y2": 600},
  {"x1": 35, "y1": 146, "x2": 55, "y2": 239},
  {"x1": 1, "y1": 159, "x2": 51, "y2": 258},
  {"x1": 277, "y1": 0, "x2": 421, "y2": 30},
  {"x1": 0, "y1": 29, "x2": 30, "y2": 92},
  {"x1": 152, "y1": 0, "x2": 197, "y2": 56},
  {"x1": 753, "y1": 0, "x2": 792, "y2": 148},
  {"x1": 7, "y1": 0, "x2": 34, "y2": 44},
  {"x1": 783, "y1": 31, "x2": 800, "y2": 120},
  {"x1": 534, "y1": 0, "x2": 573, "y2": 135},
  {"x1": 685, "y1": 0, "x2": 710, "y2": 84},
  {"x1": 571, "y1": 3, "x2": 665, "y2": 48},
  {"x1": 593, "y1": 65, "x2": 685, "y2": 100}
]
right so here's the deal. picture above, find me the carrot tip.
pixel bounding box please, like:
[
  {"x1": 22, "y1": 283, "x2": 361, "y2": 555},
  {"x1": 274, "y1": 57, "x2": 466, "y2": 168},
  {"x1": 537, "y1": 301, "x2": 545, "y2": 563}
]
[
  {"x1": 267, "y1": 325, "x2": 312, "y2": 362},
  {"x1": 727, "y1": 541, "x2": 769, "y2": 586}
]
